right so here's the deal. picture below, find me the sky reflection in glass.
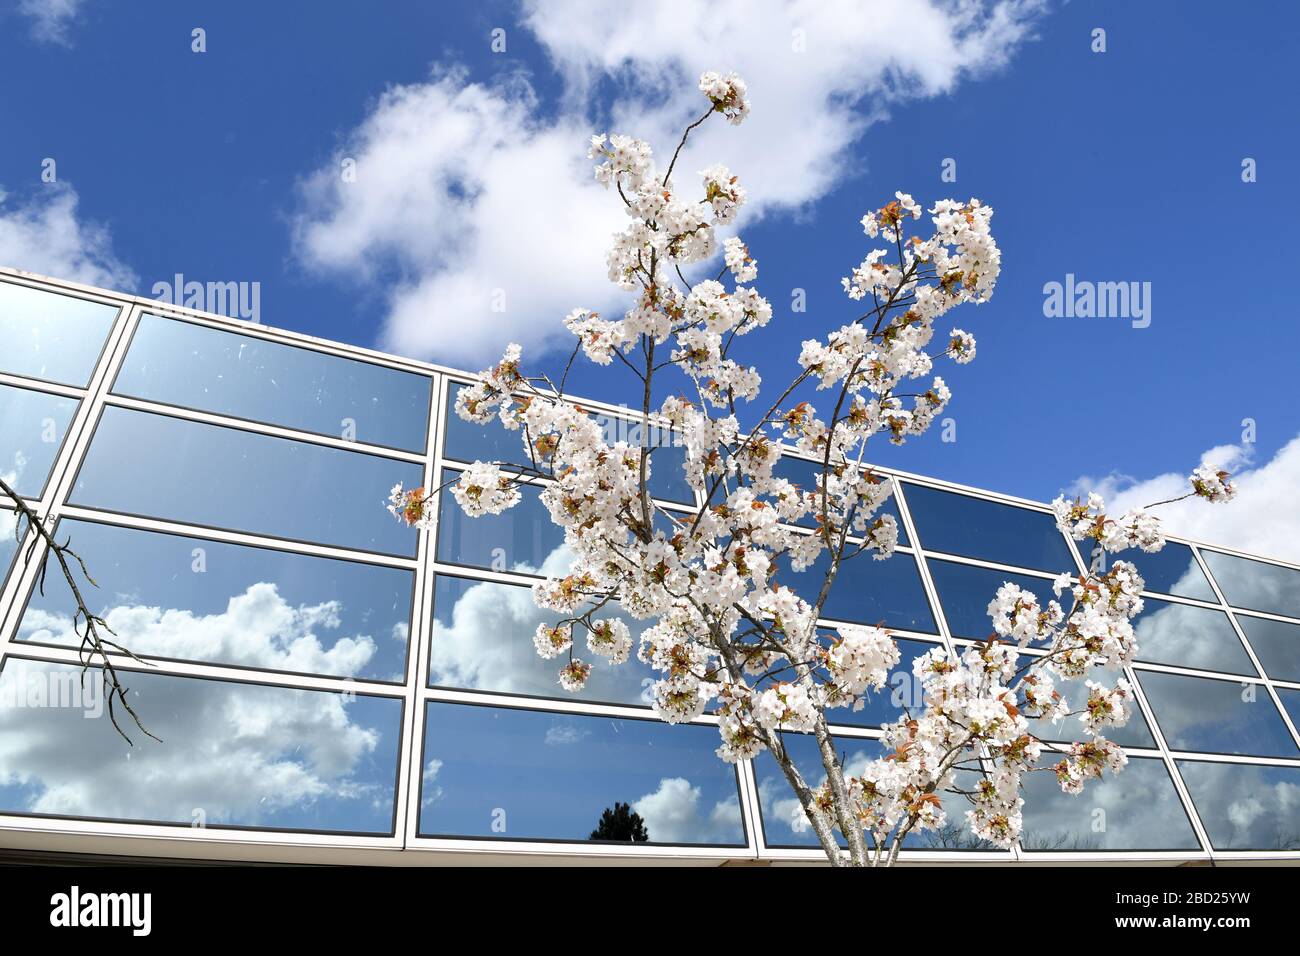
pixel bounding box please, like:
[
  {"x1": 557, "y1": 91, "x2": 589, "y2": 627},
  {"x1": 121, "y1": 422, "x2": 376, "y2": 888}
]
[
  {"x1": 754, "y1": 733, "x2": 997, "y2": 851},
  {"x1": 0, "y1": 383, "x2": 78, "y2": 498},
  {"x1": 928, "y1": 559, "x2": 1057, "y2": 641},
  {"x1": 1235, "y1": 614, "x2": 1300, "y2": 682},
  {"x1": 72, "y1": 407, "x2": 422, "y2": 555},
  {"x1": 0, "y1": 658, "x2": 401, "y2": 834},
  {"x1": 1019, "y1": 755, "x2": 1198, "y2": 851},
  {"x1": 0, "y1": 281, "x2": 117, "y2": 387},
  {"x1": 1177, "y1": 761, "x2": 1300, "y2": 851},
  {"x1": 777, "y1": 547, "x2": 936, "y2": 633},
  {"x1": 417, "y1": 702, "x2": 744, "y2": 845},
  {"x1": 17, "y1": 519, "x2": 413, "y2": 681},
  {"x1": 1130, "y1": 598, "x2": 1255, "y2": 676},
  {"x1": 114, "y1": 314, "x2": 431, "y2": 451},
  {"x1": 1092, "y1": 541, "x2": 1215, "y2": 601},
  {"x1": 904, "y1": 483, "x2": 1074, "y2": 572},
  {"x1": 429, "y1": 574, "x2": 655, "y2": 706},
  {"x1": 1137, "y1": 671, "x2": 1297, "y2": 758},
  {"x1": 437, "y1": 470, "x2": 569, "y2": 575},
  {"x1": 1201, "y1": 550, "x2": 1300, "y2": 620}
]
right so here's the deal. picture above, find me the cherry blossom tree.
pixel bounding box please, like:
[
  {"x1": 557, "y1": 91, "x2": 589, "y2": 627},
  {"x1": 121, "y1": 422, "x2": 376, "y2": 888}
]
[{"x1": 388, "y1": 72, "x2": 1236, "y2": 866}]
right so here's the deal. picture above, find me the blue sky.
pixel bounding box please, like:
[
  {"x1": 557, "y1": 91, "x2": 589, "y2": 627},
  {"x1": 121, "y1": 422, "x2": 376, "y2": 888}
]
[{"x1": 2, "y1": 0, "x2": 1298, "y2": 557}]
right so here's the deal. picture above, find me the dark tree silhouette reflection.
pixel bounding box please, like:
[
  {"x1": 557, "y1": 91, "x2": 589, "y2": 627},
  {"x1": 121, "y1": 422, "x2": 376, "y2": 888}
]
[{"x1": 591, "y1": 802, "x2": 649, "y2": 842}]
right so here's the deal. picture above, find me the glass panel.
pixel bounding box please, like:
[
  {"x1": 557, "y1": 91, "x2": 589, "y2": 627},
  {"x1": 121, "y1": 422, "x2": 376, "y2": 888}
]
[
  {"x1": 1276, "y1": 688, "x2": 1300, "y2": 731},
  {"x1": 429, "y1": 574, "x2": 655, "y2": 706},
  {"x1": 1082, "y1": 541, "x2": 1215, "y2": 601},
  {"x1": 931, "y1": 560, "x2": 1253, "y2": 677},
  {"x1": 443, "y1": 388, "x2": 519, "y2": 465},
  {"x1": 644, "y1": 440, "x2": 694, "y2": 505},
  {"x1": 1201, "y1": 550, "x2": 1300, "y2": 620},
  {"x1": 1137, "y1": 671, "x2": 1297, "y2": 758},
  {"x1": 769, "y1": 455, "x2": 908, "y2": 544},
  {"x1": 1025, "y1": 666, "x2": 1157, "y2": 748},
  {"x1": 436, "y1": 470, "x2": 569, "y2": 575},
  {"x1": 17, "y1": 519, "x2": 413, "y2": 682},
  {"x1": 0, "y1": 383, "x2": 78, "y2": 498},
  {"x1": 442, "y1": 389, "x2": 694, "y2": 505},
  {"x1": 776, "y1": 546, "x2": 936, "y2": 633},
  {"x1": 71, "y1": 407, "x2": 422, "y2": 556},
  {"x1": 755, "y1": 733, "x2": 998, "y2": 851},
  {"x1": 0, "y1": 281, "x2": 117, "y2": 387},
  {"x1": 417, "y1": 702, "x2": 745, "y2": 845},
  {"x1": 1236, "y1": 614, "x2": 1300, "y2": 683},
  {"x1": 1131, "y1": 599, "x2": 1255, "y2": 676},
  {"x1": 114, "y1": 314, "x2": 431, "y2": 452},
  {"x1": 928, "y1": 559, "x2": 1059, "y2": 641},
  {"x1": 1177, "y1": 761, "x2": 1300, "y2": 851},
  {"x1": 0, "y1": 658, "x2": 401, "y2": 833},
  {"x1": 1019, "y1": 755, "x2": 1199, "y2": 851},
  {"x1": 903, "y1": 483, "x2": 1075, "y2": 573}
]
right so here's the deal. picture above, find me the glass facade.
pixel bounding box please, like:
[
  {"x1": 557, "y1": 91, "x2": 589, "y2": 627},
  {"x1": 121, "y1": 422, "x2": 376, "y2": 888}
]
[{"x1": 0, "y1": 273, "x2": 1297, "y2": 863}]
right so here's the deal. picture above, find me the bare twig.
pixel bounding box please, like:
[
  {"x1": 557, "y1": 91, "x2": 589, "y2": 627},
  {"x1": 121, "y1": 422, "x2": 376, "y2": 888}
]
[{"x1": 0, "y1": 477, "x2": 159, "y2": 745}]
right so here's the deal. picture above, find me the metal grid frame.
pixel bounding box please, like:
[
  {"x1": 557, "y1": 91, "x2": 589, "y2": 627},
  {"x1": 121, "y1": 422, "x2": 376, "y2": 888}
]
[{"x1": 1, "y1": 267, "x2": 1298, "y2": 865}]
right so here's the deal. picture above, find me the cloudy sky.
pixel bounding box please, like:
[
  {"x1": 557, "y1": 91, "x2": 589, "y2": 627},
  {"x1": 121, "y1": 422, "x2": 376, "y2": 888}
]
[{"x1": 2, "y1": 0, "x2": 1298, "y2": 561}]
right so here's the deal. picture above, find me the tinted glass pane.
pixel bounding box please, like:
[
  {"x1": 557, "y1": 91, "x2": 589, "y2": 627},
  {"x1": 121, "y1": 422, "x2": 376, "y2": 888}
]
[
  {"x1": 769, "y1": 456, "x2": 908, "y2": 544},
  {"x1": 1277, "y1": 688, "x2": 1300, "y2": 730},
  {"x1": 17, "y1": 519, "x2": 412, "y2": 681},
  {"x1": 437, "y1": 470, "x2": 569, "y2": 574},
  {"x1": 755, "y1": 733, "x2": 997, "y2": 851},
  {"x1": 114, "y1": 315, "x2": 431, "y2": 452},
  {"x1": 417, "y1": 702, "x2": 744, "y2": 845},
  {"x1": 443, "y1": 388, "x2": 518, "y2": 464},
  {"x1": 1201, "y1": 550, "x2": 1300, "y2": 619},
  {"x1": 1025, "y1": 666, "x2": 1156, "y2": 748},
  {"x1": 1236, "y1": 614, "x2": 1300, "y2": 682},
  {"x1": 644, "y1": 440, "x2": 694, "y2": 505},
  {"x1": 0, "y1": 383, "x2": 78, "y2": 498},
  {"x1": 429, "y1": 575, "x2": 655, "y2": 706},
  {"x1": 1178, "y1": 761, "x2": 1300, "y2": 851},
  {"x1": 1019, "y1": 755, "x2": 1198, "y2": 851},
  {"x1": 904, "y1": 483, "x2": 1075, "y2": 573},
  {"x1": 928, "y1": 559, "x2": 1059, "y2": 641},
  {"x1": 443, "y1": 389, "x2": 694, "y2": 505},
  {"x1": 1084, "y1": 541, "x2": 1215, "y2": 601},
  {"x1": 72, "y1": 407, "x2": 421, "y2": 555},
  {"x1": 0, "y1": 658, "x2": 401, "y2": 833},
  {"x1": 777, "y1": 547, "x2": 936, "y2": 633},
  {"x1": 1131, "y1": 599, "x2": 1254, "y2": 676},
  {"x1": 1137, "y1": 671, "x2": 1297, "y2": 758},
  {"x1": 0, "y1": 282, "x2": 117, "y2": 386}
]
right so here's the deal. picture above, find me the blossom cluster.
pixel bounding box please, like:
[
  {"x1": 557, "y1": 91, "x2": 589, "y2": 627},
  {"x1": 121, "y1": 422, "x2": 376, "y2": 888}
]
[
  {"x1": 1190, "y1": 465, "x2": 1237, "y2": 503},
  {"x1": 1052, "y1": 492, "x2": 1165, "y2": 556}
]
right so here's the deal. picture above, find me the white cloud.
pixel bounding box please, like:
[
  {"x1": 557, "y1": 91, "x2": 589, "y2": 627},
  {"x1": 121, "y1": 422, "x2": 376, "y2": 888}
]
[
  {"x1": 17, "y1": 0, "x2": 85, "y2": 45},
  {"x1": 0, "y1": 184, "x2": 136, "y2": 290},
  {"x1": 19, "y1": 581, "x2": 379, "y2": 678},
  {"x1": 427, "y1": 544, "x2": 654, "y2": 703},
  {"x1": 293, "y1": 0, "x2": 1045, "y2": 365},
  {"x1": 631, "y1": 775, "x2": 741, "y2": 843},
  {"x1": 543, "y1": 723, "x2": 589, "y2": 746},
  {"x1": 1067, "y1": 435, "x2": 1300, "y2": 565},
  {"x1": 0, "y1": 658, "x2": 385, "y2": 824},
  {"x1": 421, "y1": 758, "x2": 445, "y2": 808},
  {"x1": 1178, "y1": 762, "x2": 1300, "y2": 850}
]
